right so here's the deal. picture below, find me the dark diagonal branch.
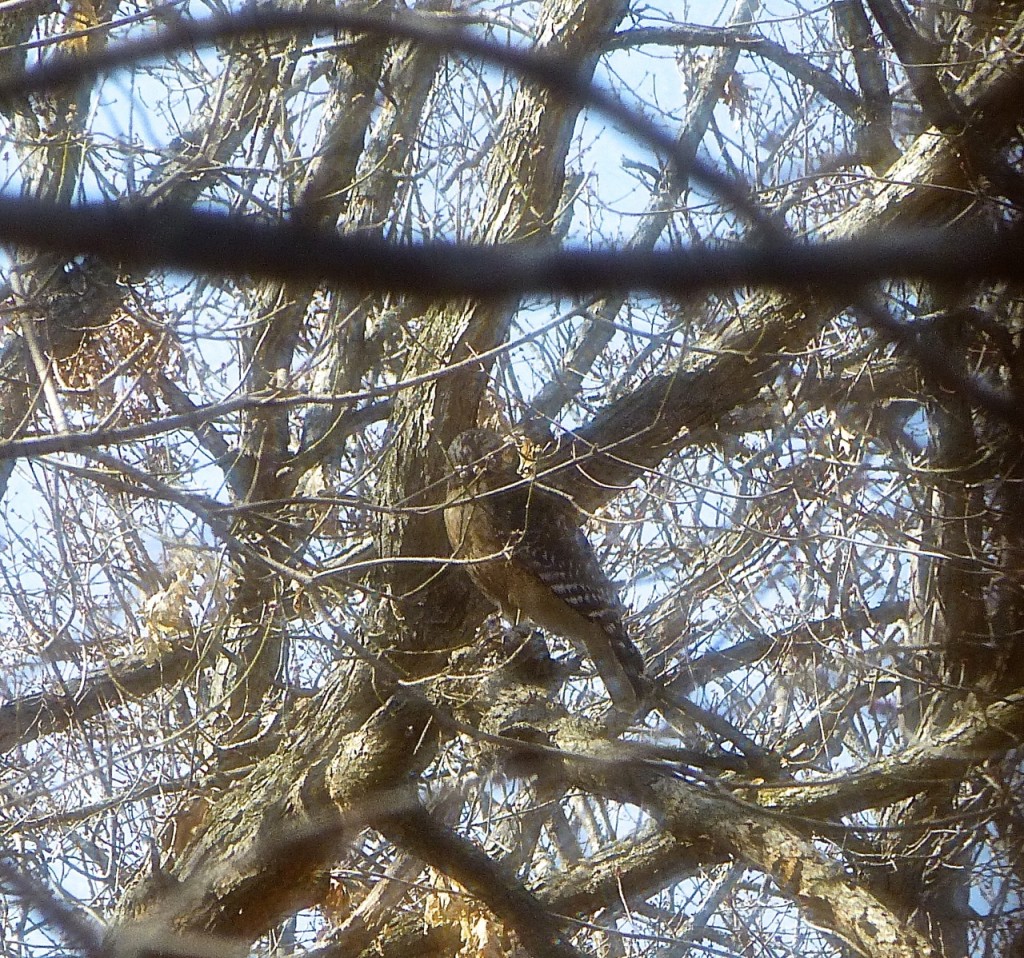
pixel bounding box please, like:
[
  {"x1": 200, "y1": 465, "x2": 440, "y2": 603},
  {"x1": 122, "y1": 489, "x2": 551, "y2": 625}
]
[
  {"x1": 0, "y1": 643, "x2": 202, "y2": 754},
  {"x1": 374, "y1": 804, "x2": 586, "y2": 958},
  {"x1": 0, "y1": 5, "x2": 761, "y2": 223},
  {"x1": 0, "y1": 858, "x2": 104, "y2": 958},
  {"x1": 609, "y1": 26, "x2": 863, "y2": 118},
  {"x1": 765, "y1": 690, "x2": 1024, "y2": 818}
]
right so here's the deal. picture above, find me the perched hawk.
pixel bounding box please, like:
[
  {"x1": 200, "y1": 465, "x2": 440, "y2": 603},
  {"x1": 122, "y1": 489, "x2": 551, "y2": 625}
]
[{"x1": 444, "y1": 428, "x2": 646, "y2": 710}]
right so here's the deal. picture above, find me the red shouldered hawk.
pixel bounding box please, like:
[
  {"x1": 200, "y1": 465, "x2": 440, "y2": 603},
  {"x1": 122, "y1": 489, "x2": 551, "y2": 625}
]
[{"x1": 444, "y1": 428, "x2": 646, "y2": 711}]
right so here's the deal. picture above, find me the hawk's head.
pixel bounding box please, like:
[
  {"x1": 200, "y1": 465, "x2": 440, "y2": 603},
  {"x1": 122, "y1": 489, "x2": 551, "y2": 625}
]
[{"x1": 447, "y1": 428, "x2": 518, "y2": 483}]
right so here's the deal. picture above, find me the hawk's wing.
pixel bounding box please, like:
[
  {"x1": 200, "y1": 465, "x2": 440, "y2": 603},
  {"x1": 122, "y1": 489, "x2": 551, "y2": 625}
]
[{"x1": 507, "y1": 485, "x2": 646, "y2": 699}]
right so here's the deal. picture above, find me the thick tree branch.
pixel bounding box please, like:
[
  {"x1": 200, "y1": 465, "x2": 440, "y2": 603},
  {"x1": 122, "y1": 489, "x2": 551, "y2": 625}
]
[
  {"x1": 112, "y1": 693, "x2": 432, "y2": 939},
  {"x1": 373, "y1": 804, "x2": 586, "y2": 958},
  {"x1": 0, "y1": 644, "x2": 202, "y2": 754},
  {"x1": 0, "y1": 201, "x2": 1019, "y2": 301},
  {"x1": 531, "y1": 21, "x2": 1024, "y2": 509},
  {"x1": 609, "y1": 25, "x2": 863, "y2": 118},
  {"x1": 766, "y1": 690, "x2": 1024, "y2": 818},
  {"x1": 548, "y1": 720, "x2": 934, "y2": 958},
  {"x1": 0, "y1": 5, "x2": 754, "y2": 216}
]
